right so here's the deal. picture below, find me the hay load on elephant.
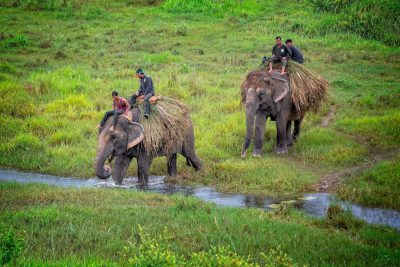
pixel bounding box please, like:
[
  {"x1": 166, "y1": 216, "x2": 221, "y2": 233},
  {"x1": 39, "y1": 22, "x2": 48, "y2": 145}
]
[
  {"x1": 243, "y1": 61, "x2": 329, "y2": 116},
  {"x1": 131, "y1": 96, "x2": 192, "y2": 155},
  {"x1": 285, "y1": 61, "x2": 329, "y2": 114}
]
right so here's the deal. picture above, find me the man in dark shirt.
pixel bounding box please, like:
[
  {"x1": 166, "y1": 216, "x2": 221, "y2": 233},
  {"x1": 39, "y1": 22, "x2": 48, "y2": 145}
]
[
  {"x1": 268, "y1": 36, "x2": 292, "y2": 75},
  {"x1": 130, "y1": 68, "x2": 155, "y2": 118},
  {"x1": 285, "y1": 39, "x2": 304, "y2": 64}
]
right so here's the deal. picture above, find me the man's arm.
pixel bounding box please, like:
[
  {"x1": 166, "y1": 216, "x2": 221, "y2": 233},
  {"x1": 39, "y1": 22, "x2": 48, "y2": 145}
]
[
  {"x1": 137, "y1": 81, "x2": 144, "y2": 96},
  {"x1": 286, "y1": 46, "x2": 292, "y2": 57},
  {"x1": 122, "y1": 98, "x2": 131, "y2": 115},
  {"x1": 145, "y1": 77, "x2": 155, "y2": 95}
]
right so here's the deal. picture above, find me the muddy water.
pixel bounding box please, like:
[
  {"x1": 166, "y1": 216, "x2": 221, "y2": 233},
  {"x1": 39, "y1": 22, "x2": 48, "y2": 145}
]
[{"x1": 1, "y1": 169, "x2": 399, "y2": 230}]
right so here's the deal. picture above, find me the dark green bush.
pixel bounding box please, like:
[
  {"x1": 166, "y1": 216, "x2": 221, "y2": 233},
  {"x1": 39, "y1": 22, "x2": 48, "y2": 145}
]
[
  {"x1": 0, "y1": 224, "x2": 25, "y2": 265},
  {"x1": 2, "y1": 35, "x2": 28, "y2": 48}
]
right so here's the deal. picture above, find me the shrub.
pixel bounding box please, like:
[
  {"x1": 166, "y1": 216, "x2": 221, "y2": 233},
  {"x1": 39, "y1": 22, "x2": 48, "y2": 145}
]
[
  {"x1": 121, "y1": 226, "x2": 301, "y2": 266},
  {"x1": 2, "y1": 35, "x2": 28, "y2": 48},
  {"x1": 0, "y1": 224, "x2": 25, "y2": 266},
  {"x1": 0, "y1": 81, "x2": 35, "y2": 117},
  {"x1": 10, "y1": 133, "x2": 43, "y2": 152},
  {"x1": 0, "y1": 62, "x2": 16, "y2": 74}
]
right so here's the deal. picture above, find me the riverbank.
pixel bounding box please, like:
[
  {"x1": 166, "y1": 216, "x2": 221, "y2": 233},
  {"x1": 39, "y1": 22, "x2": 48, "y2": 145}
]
[{"x1": 1, "y1": 181, "x2": 399, "y2": 266}]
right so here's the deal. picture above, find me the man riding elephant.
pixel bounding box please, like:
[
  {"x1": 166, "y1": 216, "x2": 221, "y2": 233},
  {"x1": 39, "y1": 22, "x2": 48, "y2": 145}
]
[
  {"x1": 268, "y1": 36, "x2": 292, "y2": 76},
  {"x1": 130, "y1": 68, "x2": 155, "y2": 119}
]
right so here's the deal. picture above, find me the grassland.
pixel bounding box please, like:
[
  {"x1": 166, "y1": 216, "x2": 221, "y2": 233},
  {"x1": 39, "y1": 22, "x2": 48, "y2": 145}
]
[
  {"x1": 1, "y1": 182, "x2": 399, "y2": 266},
  {"x1": 0, "y1": 0, "x2": 399, "y2": 202}
]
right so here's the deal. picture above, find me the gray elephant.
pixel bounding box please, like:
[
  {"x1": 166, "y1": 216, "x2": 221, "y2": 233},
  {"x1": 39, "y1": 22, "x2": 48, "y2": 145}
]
[
  {"x1": 94, "y1": 107, "x2": 203, "y2": 184},
  {"x1": 241, "y1": 70, "x2": 303, "y2": 156}
]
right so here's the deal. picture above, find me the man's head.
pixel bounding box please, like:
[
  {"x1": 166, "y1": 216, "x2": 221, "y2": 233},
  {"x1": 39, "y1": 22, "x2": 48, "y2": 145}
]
[
  {"x1": 135, "y1": 68, "x2": 145, "y2": 79},
  {"x1": 285, "y1": 39, "x2": 293, "y2": 47},
  {"x1": 112, "y1": 90, "x2": 119, "y2": 100},
  {"x1": 275, "y1": 36, "x2": 282, "y2": 46}
]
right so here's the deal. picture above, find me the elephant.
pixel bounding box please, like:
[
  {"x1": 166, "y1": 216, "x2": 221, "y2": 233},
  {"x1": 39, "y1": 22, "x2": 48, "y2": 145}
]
[
  {"x1": 241, "y1": 70, "x2": 303, "y2": 157},
  {"x1": 94, "y1": 107, "x2": 203, "y2": 185}
]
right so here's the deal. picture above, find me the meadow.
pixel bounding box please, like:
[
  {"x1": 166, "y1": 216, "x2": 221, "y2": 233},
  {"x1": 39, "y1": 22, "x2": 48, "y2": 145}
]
[
  {"x1": 1, "y1": 182, "x2": 399, "y2": 266},
  {"x1": 0, "y1": 0, "x2": 399, "y2": 265}
]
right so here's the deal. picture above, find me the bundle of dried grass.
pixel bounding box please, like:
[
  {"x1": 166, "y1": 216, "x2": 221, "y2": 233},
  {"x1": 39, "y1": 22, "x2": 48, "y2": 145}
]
[
  {"x1": 286, "y1": 61, "x2": 329, "y2": 115},
  {"x1": 134, "y1": 97, "x2": 191, "y2": 155},
  {"x1": 257, "y1": 60, "x2": 329, "y2": 115}
]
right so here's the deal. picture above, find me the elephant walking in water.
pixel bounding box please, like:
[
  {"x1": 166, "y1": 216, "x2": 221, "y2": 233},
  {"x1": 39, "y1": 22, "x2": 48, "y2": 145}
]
[
  {"x1": 94, "y1": 107, "x2": 202, "y2": 185},
  {"x1": 241, "y1": 70, "x2": 303, "y2": 157}
]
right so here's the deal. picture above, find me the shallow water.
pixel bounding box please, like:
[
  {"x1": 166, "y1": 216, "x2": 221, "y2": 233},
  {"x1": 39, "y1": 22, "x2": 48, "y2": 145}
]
[{"x1": 1, "y1": 169, "x2": 399, "y2": 230}]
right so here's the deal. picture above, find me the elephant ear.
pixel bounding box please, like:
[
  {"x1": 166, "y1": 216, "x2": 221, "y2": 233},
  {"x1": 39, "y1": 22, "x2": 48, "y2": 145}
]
[
  {"x1": 127, "y1": 122, "x2": 144, "y2": 150},
  {"x1": 271, "y1": 76, "x2": 289, "y2": 103}
]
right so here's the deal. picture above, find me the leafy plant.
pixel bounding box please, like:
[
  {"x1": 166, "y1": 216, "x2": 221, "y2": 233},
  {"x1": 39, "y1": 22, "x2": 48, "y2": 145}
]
[
  {"x1": 0, "y1": 224, "x2": 25, "y2": 266},
  {"x1": 3, "y1": 35, "x2": 28, "y2": 48}
]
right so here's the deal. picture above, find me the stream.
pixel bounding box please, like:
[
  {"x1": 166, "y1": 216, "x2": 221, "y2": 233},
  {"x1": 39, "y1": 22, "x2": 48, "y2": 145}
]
[{"x1": 1, "y1": 169, "x2": 399, "y2": 230}]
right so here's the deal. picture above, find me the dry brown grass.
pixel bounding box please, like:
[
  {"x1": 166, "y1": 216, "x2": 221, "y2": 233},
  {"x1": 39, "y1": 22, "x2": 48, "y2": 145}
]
[
  {"x1": 286, "y1": 61, "x2": 329, "y2": 114},
  {"x1": 135, "y1": 97, "x2": 192, "y2": 155},
  {"x1": 242, "y1": 61, "x2": 329, "y2": 116}
]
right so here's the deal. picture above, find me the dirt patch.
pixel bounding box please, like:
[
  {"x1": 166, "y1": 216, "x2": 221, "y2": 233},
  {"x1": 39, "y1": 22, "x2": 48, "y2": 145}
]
[
  {"x1": 321, "y1": 104, "x2": 335, "y2": 128},
  {"x1": 313, "y1": 148, "x2": 399, "y2": 192}
]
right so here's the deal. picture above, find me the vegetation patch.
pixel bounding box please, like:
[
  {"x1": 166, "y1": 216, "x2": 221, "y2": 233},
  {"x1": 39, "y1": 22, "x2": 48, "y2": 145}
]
[{"x1": 338, "y1": 156, "x2": 400, "y2": 210}]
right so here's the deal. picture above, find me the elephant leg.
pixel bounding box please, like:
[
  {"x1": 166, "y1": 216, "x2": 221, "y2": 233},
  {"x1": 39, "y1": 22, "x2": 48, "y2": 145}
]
[
  {"x1": 276, "y1": 116, "x2": 288, "y2": 154},
  {"x1": 292, "y1": 116, "x2": 303, "y2": 141},
  {"x1": 167, "y1": 154, "x2": 177, "y2": 176},
  {"x1": 253, "y1": 111, "x2": 267, "y2": 157},
  {"x1": 181, "y1": 128, "x2": 203, "y2": 171},
  {"x1": 137, "y1": 154, "x2": 152, "y2": 185},
  {"x1": 113, "y1": 155, "x2": 132, "y2": 185},
  {"x1": 286, "y1": 121, "x2": 294, "y2": 147}
]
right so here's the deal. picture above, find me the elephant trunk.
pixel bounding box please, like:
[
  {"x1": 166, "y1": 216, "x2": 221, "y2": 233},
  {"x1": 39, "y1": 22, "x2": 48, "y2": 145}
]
[
  {"x1": 241, "y1": 96, "x2": 258, "y2": 158},
  {"x1": 94, "y1": 140, "x2": 114, "y2": 180}
]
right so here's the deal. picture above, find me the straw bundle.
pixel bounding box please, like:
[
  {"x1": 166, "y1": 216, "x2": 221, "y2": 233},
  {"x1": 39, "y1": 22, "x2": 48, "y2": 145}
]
[
  {"x1": 134, "y1": 97, "x2": 192, "y2": 155},
  {"x1": 286, "y1": 61, "x2": 329, "y2": 115},
  {"x1": 254, "y1": 60, "x2": 329, "y2": 115}
]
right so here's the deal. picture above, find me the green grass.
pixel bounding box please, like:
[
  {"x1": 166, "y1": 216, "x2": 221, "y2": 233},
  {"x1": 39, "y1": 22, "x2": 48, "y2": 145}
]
[
  {"x1": 338, "y1": 155, "x2": 400, "y2": 210},
  {"x1": 0, "y1": 0, "x2": 399, "y2": 199},
  {"x1": 1, "y1": 182, "x2": 399, "y2": 266}
]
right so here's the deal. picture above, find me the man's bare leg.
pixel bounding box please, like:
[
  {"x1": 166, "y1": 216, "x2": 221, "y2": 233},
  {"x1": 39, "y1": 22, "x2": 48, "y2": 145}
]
[
  {"x1": 268, "y1": 62, "x2": 273, "y2": 73},
  {"x1": 280, "y1": 67, "x2": 286, "y2": 75}
]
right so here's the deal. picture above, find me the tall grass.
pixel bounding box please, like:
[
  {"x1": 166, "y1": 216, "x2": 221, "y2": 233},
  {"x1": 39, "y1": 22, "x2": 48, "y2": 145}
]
[{"x1": 306, "y1": 0, "x2": 400, "y2": 45}]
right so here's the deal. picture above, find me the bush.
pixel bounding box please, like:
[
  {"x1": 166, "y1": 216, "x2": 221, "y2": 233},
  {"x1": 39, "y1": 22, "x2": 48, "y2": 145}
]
[
  {"x1": 0, "y1": 224, "x2": 24, "y2": 265},
  {"x1": 2, "y1": 35, "x2": 28, "y2": 48},
  {"x1": 0, "y1": 62, "x2": 16, "y2": 74},
  {"x1": 10, "y1": 133, "x2": 43, "y2": 152},
  {"x1": 121, "y1": 226, "x2": 300, "y2": 266},
  {"x1": 0, "y1": 81, "x2": 35, "y2": 117},
  {"x1": 306, "y1": 0, "x2": 400, "y2": 45}
]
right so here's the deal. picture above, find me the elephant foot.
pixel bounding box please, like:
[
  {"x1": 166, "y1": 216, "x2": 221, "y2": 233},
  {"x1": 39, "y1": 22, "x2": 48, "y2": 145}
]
[
  {"x1": 276, "y1": 146, "x2": 288, "y2": 154},
  {"x1": 252, "y1": 148, "x2": 263, "y2": 157},
  {"x1": 241, "y1": 149, "x2": 247, "y2": 158}
]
